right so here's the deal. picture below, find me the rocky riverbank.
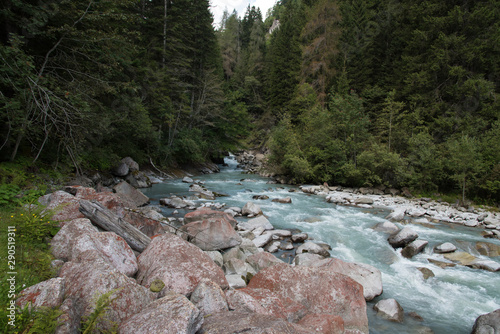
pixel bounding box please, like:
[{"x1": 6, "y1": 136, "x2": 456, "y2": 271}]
[{"x1": 16, "y1": 155, "x2": 500, "y2": 333}]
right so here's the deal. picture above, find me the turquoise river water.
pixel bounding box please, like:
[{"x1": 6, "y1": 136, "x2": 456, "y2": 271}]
[{"x1": 141, "y1": 156, "x2": 500, "y2": 334}]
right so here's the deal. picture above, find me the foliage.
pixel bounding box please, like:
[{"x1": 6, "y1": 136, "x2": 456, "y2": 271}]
[{"x1": 81, "y1": 289, "x2": 120, "y2": 334}]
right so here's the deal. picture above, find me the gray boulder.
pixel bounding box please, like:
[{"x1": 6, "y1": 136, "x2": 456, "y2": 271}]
[
  {"x1": 434, "y1": 242, "x2": 457, "y2": 254},
  {"x1": 402, "y1": 239, "x2": 428, "y2": 259},
  {"x1": 238, "y1": 215, "x2": 274, "y2": 231},
  {"x1": 190, "y1": 279, "x2": 228, "y2": 316},
  {"x1": 471, "y1": 308, "x2": 500, "y2": 334},
  {"x1": 388, "y1": 226, "x2": 418, "y2": 248},
  {"x1": 180, "y1": 217, "x2": 242, "y2": 251},
  {"x1": 386, "y1": 208, "x2": 406, "y2": 222},
  {"x1": 242, "y1": 202, "x2": 263, "y2": 216},
  {"x1": 293, "y1": 253, "x2": 325, "y2": 266},
  {"x1": 296, "y1": 241, "x2": 330, "y2": 258},
  {"x1": 373, "y1": 221, "x2": 400, "y2": 234},
  {"x1": 51, "y1": 218, "x2": 99, "y2": 261},
  {"x1": 373, "y1": 299, "x2": 404, "y2": 323},
  {"x1": 113, "y1": 181, "x2": 149, "y2": 207},
  {"x1": 121, "y1": 157, "x2": 139, "y2": 172}
]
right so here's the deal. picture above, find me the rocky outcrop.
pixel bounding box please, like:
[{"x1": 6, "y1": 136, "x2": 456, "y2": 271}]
[{"x1": 136, "y1": 233, "x2": 228, "y2": 295}]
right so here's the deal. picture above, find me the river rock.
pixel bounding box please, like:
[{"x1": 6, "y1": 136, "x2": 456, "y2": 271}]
[
  {"x1": 476, "y1": 241, "x2": 500, "y2": 257},
  {"x1": 113, "y1": 181, "x2": 149, "y2": 207},
  {"x1": 388, "y1": 226, "x2": 418, "y2": 248},
  {"x1": 373, "y1": 298, "x2": 404, "y2": 323},
  {"x1": 240, "y1": 238, "x2": 260, "y2": 256},
  {"x1": 122, "y1": 209, "x2": 166, "y2": 237},
  {"x1": 427, "y1": 258, "x2": 456, "y2": 268},
  {"x1": 160, "y1": 197, "x2": 195, "y2": 209},
  {"x1": 183, "y1": 176, "x2": 194, "y2": 183},
  {"x1": 119, "y1": 291, "x2": 203, "y2": 334},
  {"x1": 417, "y1": 267, "x2": 435, "y2": 280},
  {"x1": 471, "y1": 308, "x2": 500, "y2": 334},
  {"x1": 308, "y1": 258, "x2": 383, "y2": 301},
  {"x1": 113, "y1": 162, "x2": 129, "y2": 177},
  {"x1": 225, "y1": 275, "x2": 247, "y2": 289},
  {"x1": 71, "y1": 232, "x2": 138, "y2": 277},
  {"x1": 294, "y1": 253, "x2": 325, "y2": 266},
  {"x1": 238, "y1": 215, "x2": 274, "y2": 231},
  {"x1": 180, "y1": 216, "x2": 242, "y2": 251},
  {"x1": 402, "y1": 239, "x2": 428, "y2": 259},
  {"x1": 373, "y1": 221, "x2": 400, "y2": 234},
  {"x1": 434, "y1": 242, "x2": 457, "y2": 253},
  {"x1": 386, "y1": 208, "x2": 406, "y2": 222},
  {"x1": 443, "y1": 251, "x2": 477, "y2": 266},
  {"x1": 51, "y1": 218, "x2": 99, "y2": 261},
  {"x1": 272, "y1": 197, "x2": 292, "y2": 204},
  {"x1": 468, "y1": 259, "x2": 500, "y2": 272},
  {"x1": 355, "y1": 197, "x2": 374, "y2": 205},
  {"x1": 16, "y1": 277, "x2": 65, "y2": 310},
  {"x1": 242, "y1": 201, "x2": 263, "y2": 216},
  {"x1": 121, "y1": 156, "x2": 139, "y2": 172},
  {"x1": 59, "y1": 253, "x2": 155, "y2": 332},
  {"x1": 246, "y1": 251, "x2": 283, "y2": 272},
  {"x1": 55, "y1": 297, "x2": 80, "y2": 334},
  {"x1": 266, "y1": 241, "x2": 281, "y2": 253},
  {"x1": 205, "y1": 250, "x2": 224, "y2": 267},
  {"x1": 198, "y1": 311, "x2": 310, "y2": 334},
  {"x1": 296, "y1": 241, "x2": 330, "y2": 258},
  {"x1": 246, "y1": 263, "x2": 368, "y2": 333},
  {"x1": 136, "y1": 233, "x2": 228, "y2": 295},
  {"x1": 253, "y1": 232, "x2": 274, "y2": 248},
  {"x1": 190, "y1": 279, "x2": 228, "y2": 316},
  {"x1": 223, "y1": 246, "x2": 247, "y2": 264},
  {"x1": 291, "y1": 232, "x2": 308, "y2": 243},
  {"x1": 225, "y1": 290, "x2": 267, "y2": 313}
]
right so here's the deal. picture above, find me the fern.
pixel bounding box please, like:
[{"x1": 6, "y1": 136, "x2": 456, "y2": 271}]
[{"x1": 81, "y1": 289, "x2": 121, "y2": 334}]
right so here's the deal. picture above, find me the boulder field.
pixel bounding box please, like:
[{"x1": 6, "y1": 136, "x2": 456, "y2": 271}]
[{"x1": 16, "y1": 173, "x2": 499, "y2": 333}]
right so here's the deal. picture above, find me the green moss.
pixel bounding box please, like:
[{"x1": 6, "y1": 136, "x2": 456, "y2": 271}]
[{"x1": 149, "y1": 279, "x2": 165, "y2": 293}]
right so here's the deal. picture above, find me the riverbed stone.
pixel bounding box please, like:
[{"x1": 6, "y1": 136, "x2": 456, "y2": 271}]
[
  {"x1": 242, "y1": 201, "x2": 263, "y2": 216},
  {"x1": 291, "y1": 232, "x2": 308, "y2": 243},
  {"x1": 184, "y1": 208, "x2": 237, "y2": 228},
  {"x1": 417, "y1": 267, "x2": 435, "y2": 280},
  {"x1": 297, "y1": 313, "x2": 344, "y2": 334},
  {"x1": 238, "y1": 215, "x2": 274, "y2": 231},
  {"x1": 118, "y1": 291, "x2": 203, "y2": 334},
  {"x1": 293, "y1": 253, "x2": 325, "y2": 266},
  {"x1": 434, "y1": 242, "x2": 457, "y2": 254},
  {"x1": 113, "y1": 181, "x2": 149, "y2": 207},
  {"x1": 296, "y1": 241, "x2": 331, "y2": 258},
  {"x1": 246, "y1": 251, "x2": 283, "y2": 272},
  {"x1": 205, "y1": 250, "x2": 224, "y2": 267},
  {"x1": 387, "y1": 226, "x2": 418, "y2": 248},
  {"x1": 373, "y1": 299, "x2": 404, "y2": 323},
  {"x1": 443, "y1": 251, "x2": 477, "y2": 266},
  {"x1": 373, "y1": 221, "x2": 400, "y2": 234},
  {"x1": 253, "y1": 232, "x2": 274, "y2": 248},
  {"x1": 272, "y1": 197, "x2": 292, "y2": 204},
  {"x1": 471, "y1": 308, "x2": 500, "y2": 334},
  {"x1": 386, "y1": 208, "x2": 406, "y2": 222},
  {"x1": 476, "y1": 241, "x2": 500, "y2": 257},
  {"x1": 401, "y1": 239, "x2": 428, "y2": 259}
]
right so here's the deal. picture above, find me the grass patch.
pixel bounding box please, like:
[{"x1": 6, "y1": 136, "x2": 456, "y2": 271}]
[{"x1": 0, "y1": 203, "x2": 60, "y2": 333}]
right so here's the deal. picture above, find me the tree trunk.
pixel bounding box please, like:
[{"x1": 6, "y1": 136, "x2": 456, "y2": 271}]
[{"x1": 79, "y1": 200, "x2": 151, "y2": 252}]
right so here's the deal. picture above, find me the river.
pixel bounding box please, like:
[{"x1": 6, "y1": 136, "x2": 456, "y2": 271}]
[{"x1": 141, "y1": 155, "x2": 500, "y2": 334}]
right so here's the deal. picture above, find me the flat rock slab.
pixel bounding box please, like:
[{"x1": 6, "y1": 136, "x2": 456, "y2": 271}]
[{"x1": 113, "y1": 181, "x2": 149, "y2": 207}]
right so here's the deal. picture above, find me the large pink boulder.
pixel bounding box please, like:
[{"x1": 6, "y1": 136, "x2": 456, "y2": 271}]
[
  {"x1": 297, "y1": 313, "x2": 344, "y2": 334},
  {"x1": 137, "y1": 233, "x2": 228, "y2": 295},
  {"x1": 72, "y1": 232, "x2": 138, "y2": 277},
  {"x1": 307, "y1": 257, "x2": 383, "y2": 301},
  {"x1": 180, "y1": 217, "x2": 242, "y2": 251},
  {"x1": 44, "y1": 190, "x2": 83, "y2": 222},
  {"x1": 190, "y1": 279, "x2": 229, "y2": 316},
  {"x1": 119, "y1": 292, "x2": 203, "y2": 334},
  {"x1": 51, "y1": 218, "x2": 99, "y2": 261},
  {"x1": 59, "y1": 253, "x2": 155, "y2": 331},
  {"x1": 16, "y1": 278, "x2": 65, "y2": 310},
  {"x1": 246, "y1": 263, "x2": 368, "y2": 334},
  {"x1": 122, "y1": 210, "x2": 166, "y2": 237}
]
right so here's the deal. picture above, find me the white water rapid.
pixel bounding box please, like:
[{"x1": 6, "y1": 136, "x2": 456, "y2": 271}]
[{"x1": 141, "y1": 155, "x2": 500, "y2": 334}]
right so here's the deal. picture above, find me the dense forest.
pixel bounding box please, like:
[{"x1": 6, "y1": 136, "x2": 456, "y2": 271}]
[{"x1": 1, "y1": 0, "x2": 499, "y2": 204}]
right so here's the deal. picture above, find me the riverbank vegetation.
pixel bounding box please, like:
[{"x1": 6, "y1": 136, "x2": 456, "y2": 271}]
[{"x1": 1, "y1": 0, "x2": 499, "y2": 205}]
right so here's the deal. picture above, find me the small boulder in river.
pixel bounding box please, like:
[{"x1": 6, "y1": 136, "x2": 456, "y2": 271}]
[
  {"x1": 242, "y1": 201, "x2": 263, "y2": 216},
  {"x1": 471, "y1": 308, "x2": 500, "y2": 334},
  {"x1": 272, "y1": 197, "x2": 292, "y2": 204},
  {"x1": 434, "y1": 242, "x2": 457, "y2": 254},
  {"x1": 296, "y1": 241, "x2": 331, "y2": 258},
  {"x1": 401, "y1": 239, "x2": 428, "y2": 259},
  {"x1": 291, "y1": 232, "x2": 308, "y2": 243},
  {"x1": 373, "y1": 221, "x2": 400, "y2": 234},
  {"x1": 388, "y1": 226, "x2": 418, "y2": 248},
  {"x1": 373, "y1": 299, "x2": 404, "y2": 323}
]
